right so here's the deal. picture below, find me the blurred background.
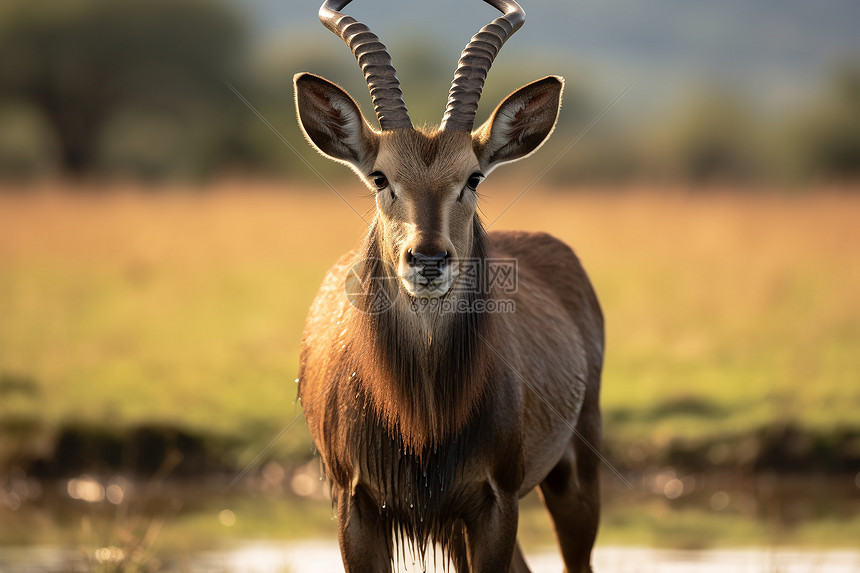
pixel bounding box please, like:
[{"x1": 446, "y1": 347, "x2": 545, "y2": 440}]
[{"x1": 0, "y1": 0, "x2": 858, "y2": 571}]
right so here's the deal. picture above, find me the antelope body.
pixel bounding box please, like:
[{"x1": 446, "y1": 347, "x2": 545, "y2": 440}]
[{"x1": 296, "y1": 1, "x2": 604, "y2": 571}]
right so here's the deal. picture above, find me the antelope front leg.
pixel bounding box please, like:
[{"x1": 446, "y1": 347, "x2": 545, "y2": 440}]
[
  {"x1": 336, "y1": 486, "x2": 392, "y2": 573},
  {"x1": 462, "y1": 488, "x2": 522, "y2": 572}
]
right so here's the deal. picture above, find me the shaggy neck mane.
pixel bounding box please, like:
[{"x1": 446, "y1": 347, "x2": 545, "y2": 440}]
[{"x1": 351, "y1": 215, "x2": 497, "y2": 453}]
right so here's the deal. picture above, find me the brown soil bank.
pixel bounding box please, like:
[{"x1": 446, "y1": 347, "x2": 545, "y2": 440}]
[{"x1": 2, "y1": 420, "x2": 858, "y2": 480}]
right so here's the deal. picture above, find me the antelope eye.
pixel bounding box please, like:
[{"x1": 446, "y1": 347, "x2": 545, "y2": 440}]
[
  {"x1": 466, "y1": 172, "x2": 484, "y2": 191},
  {"x1": 370, "y1": 171, "x2": 389, "y2": 190}
]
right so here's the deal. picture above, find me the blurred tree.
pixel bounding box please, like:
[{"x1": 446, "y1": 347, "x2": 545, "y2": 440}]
[{"x1": 0, "y1": 0, "x2": 245, "y2": 176}]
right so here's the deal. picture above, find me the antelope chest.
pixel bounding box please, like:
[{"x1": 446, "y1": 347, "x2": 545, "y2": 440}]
[{"x1": 322, "y1": 384, "x2": 524, "y2": 526}]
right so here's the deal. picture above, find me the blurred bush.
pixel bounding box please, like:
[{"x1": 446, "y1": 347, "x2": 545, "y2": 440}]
[
  {"x1": 789, "y1": 63, "x2": 860, "y2": 182},
  {"x1": 551, "y1": 64, "x2": 860, "y2": 187},
  {"x1": 650, "y1": 91, "x2": 762, "y2": 184}
]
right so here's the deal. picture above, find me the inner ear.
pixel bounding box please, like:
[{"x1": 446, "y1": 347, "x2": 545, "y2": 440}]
[
  {"x1": 294, "y1": 73, "x2": 378, "y2": 171},
  {"x1": 473, "y1": 76, "x2": 564, "y2": 171}
]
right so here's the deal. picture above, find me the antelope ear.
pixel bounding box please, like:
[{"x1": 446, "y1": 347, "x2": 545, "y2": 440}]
[
  {"x1": 473, "y1": 76, "x2": 563, "y2": 173},
  {"x1": 294, "y1": 73, "x2": 379, "y2": 171}
]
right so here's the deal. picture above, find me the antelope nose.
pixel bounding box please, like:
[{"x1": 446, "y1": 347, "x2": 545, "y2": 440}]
[
  {"x1": 406, "y1": 249, "x2": 449, "y2": 281},
  {"x1": 406, "y1": 249, "x2": 449, "y2": 268}
]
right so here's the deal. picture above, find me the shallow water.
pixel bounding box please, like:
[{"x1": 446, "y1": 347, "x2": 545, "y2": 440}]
[
  {"x1": 2, "y1": 470, "x2": 859, "y2": 572},
  {"x1": 200, "y1": 542, "x2": 860, "y2": 573},
  {"x1": 4, "y1": 542, "x2": 860, "y2": 573}
]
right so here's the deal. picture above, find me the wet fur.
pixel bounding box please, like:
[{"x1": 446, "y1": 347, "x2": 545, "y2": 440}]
[{"x1": 300, "y1": 216, "x2": 512, "y2": 562}]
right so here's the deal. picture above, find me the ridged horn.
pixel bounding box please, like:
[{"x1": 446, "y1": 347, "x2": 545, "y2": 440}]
[
  {"x1": 318, "y1": 0, "x2": 412, "y2": 130},
  {"x1": 440, "y1": 0, "x2": 525, "y2": 132}
]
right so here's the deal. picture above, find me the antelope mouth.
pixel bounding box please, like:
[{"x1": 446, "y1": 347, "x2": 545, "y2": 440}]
[{"x1": 399, "y1": 265, "x2": 458, "y2": 299}]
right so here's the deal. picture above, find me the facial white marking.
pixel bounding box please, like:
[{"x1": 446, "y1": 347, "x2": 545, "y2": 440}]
[{"x1": 398, "y1": 263, "x2": 459, "y2": 299}]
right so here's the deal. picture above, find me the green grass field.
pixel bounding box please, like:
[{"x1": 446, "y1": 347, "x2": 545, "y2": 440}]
[
  {"x1": 2, "y1": 181, "x2": 860, "y2": 553},
  {"x1": 1, "y1": 182, "x2": 859, "y2": 471}
]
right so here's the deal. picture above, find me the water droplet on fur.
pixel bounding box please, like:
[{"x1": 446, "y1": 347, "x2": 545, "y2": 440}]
[
  {"x1": 409, "y1": 503, "x2": 413, "y2": 509},
  {"x1": 382, "y1": 501, "x2": 386, "y2": 509}
]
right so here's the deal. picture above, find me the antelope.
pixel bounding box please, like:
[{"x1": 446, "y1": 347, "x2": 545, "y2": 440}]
[{"x1": 296, "y1": 0, "x2": 604, "y2": 571}]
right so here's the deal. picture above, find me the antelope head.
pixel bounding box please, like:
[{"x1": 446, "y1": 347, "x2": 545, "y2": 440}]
[{"x1": 295, "y1": 0, "x2": 563, "y2": 299}]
